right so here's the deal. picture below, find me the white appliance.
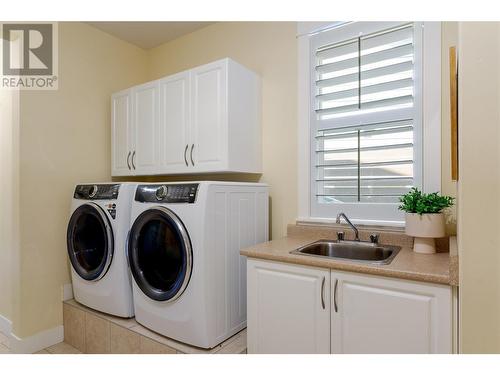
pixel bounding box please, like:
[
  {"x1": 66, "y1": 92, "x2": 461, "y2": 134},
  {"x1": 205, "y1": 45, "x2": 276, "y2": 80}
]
[
  {"x1": 67, "y1": 183, "x2": 136, "y2": 317},
  {"x1": 127, "y1": 181, "x2": 268, "y2": 348}
]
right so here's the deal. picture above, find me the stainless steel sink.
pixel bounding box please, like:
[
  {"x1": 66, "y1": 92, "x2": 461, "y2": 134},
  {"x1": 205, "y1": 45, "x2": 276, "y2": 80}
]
[{"x1": 291, "y1": 240, "x2": 400, "y2": 265}]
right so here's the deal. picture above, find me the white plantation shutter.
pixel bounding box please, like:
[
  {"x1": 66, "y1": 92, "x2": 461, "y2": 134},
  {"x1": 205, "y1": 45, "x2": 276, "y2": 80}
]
[
  {"x1": 316, "y1": 119, "x2": 414, "y2": 204},
  {"x1": 310, "y1": 22, "x2": 423, "y2": 221}
]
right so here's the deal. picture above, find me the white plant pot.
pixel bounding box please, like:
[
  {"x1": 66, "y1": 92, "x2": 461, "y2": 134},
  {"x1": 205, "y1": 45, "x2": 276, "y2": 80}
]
[{"x1": 405, "y1": 213, "x2": 445, "y2": 254}]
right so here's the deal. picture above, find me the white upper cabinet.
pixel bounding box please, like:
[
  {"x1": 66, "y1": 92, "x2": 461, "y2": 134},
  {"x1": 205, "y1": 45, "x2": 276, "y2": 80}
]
[
  {"x1": 111, "y1": 82, "x2": 160, "y2": 176},
  {"x1": 190, "y1": 60, "x2": 227, "y2": 171},
  {"x1": 133, "y1": 81, "x2": 160, "y2": 174},
  {"x1": 111, "y1": 58, "x2": 261, "y2": 176},
  {"x1": 331, "y1": 271, "x2": 452, "y2": 354},
  {"x1": 247, "y1": 259, "x2": 331, "y2": 354},
  {"x1": 111, "y1": 89, "x2": 133, "y2": 176},
  {"x1": 159, "y1": 71, "x2": 191, "y2": 172}
]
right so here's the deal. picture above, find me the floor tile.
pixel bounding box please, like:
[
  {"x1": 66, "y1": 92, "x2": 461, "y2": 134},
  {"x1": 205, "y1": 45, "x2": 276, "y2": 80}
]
[
  {"x1": 33, "y1": 349, "x2": 51, "y2": 354},
  {"x1": 64, "y1": 300, "x2": 137, "y2": 329},
  {"x1": 215, "y1": 330, "x2": 247, "y2": 354},
  {"x1": 62, "y1": 300, "x2": 246, "y2": 355},
  {"x1": 0, "y1": 333, "x2": 9, "y2": 348},
  {"x1": 129, "y1": 324, "x2": 218, "y2": 354},
  {"x1": 106, "y1": 316, "x2": 137, "y2": 329},
  {"x1": 46, "y1": 342, "x2": 82, "y2": 354},
  {"x1": 63, "y1": 303, "x2": 86, "y2": 352},
  {"x1": 139, "y1": 336, "x2": 176, "y2": 354},
  {"x1": 130, "y1": 324, "x2": 246, "y2": 354},
  {"x1": 85, "y1": 313, "x2": 110, "y2": 354},
  {"x1": 110, "y1": 324, "x2": 141, "y2": 354}
]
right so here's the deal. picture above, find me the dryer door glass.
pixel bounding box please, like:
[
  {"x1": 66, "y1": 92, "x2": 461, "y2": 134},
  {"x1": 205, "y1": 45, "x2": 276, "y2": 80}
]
[
  {"x1": 67, "y1": 203, "x2": 114, "y2": 281},
  {"x1": 128, "y1": 207, "x2": 192, "y2": 302}
]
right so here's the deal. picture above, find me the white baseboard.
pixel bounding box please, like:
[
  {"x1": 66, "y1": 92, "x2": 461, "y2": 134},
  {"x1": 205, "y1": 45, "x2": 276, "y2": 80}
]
[
  {"x1": 62, "y1": 283, "x2": 74, "y2": 301},
  {"x1": 0, "y1": 314, "x2": 12, "y2": 336},
  {"x1": 9, "y1": 325, "x2": 64, "y2": 354}
]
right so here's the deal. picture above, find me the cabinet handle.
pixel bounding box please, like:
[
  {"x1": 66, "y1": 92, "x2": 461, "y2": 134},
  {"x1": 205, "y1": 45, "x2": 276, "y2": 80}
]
[
  {"x1": 131, "y1": 150, "x2": 136, "y2": 170},
  {"x1": 184, "y1": 144, "x2": 189, "y2": 166},
  {"x1": 190, "y1": 144, "x2": 195, "y2": 166},
  {"x1": 334, "y1": 279, "x2": 338, "y2": 313},
  {"x1": 321, "y1": 276, "x2": 326, "y2": 310},
  {"x1": 127, "y1": 151, "x2": 131, "y2": 170}
]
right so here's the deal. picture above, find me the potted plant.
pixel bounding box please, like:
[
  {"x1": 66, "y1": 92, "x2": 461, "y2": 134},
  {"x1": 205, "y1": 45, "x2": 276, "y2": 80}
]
[{"x1": 399, "y1": 188, "x2": 455, "y2": 254}]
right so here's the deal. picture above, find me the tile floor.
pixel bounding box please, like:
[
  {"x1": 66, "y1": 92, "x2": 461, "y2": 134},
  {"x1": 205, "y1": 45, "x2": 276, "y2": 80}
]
[
  {"x1": 0, "y1": 299, "x2": 247, "y2": 355},
  {"x1": 0, "y1": 333, "x2": 10, "y2": 354},
  {"x1": 0, "y1": 332, "x2": 82, "y2": 354},
  {"x1": 63, "y1": 299, "x2": 247, "y2": 354}
]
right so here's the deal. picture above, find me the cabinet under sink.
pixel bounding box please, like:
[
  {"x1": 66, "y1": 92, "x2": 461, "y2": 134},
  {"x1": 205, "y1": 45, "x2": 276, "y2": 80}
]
[{"x1": 246, "y1": 258, "x2": 452, "y2": 354}]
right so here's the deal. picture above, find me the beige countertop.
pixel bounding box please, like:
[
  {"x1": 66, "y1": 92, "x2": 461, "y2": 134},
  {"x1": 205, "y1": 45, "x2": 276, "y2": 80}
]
[{"x1": 241, "y1": 225, "x2": 458, "y2": 286}]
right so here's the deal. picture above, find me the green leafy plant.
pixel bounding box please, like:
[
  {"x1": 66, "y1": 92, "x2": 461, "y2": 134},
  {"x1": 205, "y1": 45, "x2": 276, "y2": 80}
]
[{"x1": 398, "y1": 187, "x2": 454, "y2": 215}]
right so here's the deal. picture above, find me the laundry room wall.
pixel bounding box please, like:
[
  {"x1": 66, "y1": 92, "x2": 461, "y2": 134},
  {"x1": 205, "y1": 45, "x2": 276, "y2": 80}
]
[
  {"x1": 0, "y1": 89, "x2": 19, "y2": 327},
  {"x1": 457, "y1": 21, "x2": 500, "y2": 353},
  {"x1": 142, "y1": 22, "x2": 298, "y2": 240},
  {"x1": 441, "y1": 22, "x2": 459, "y2": 234},
  {"x1": 15, "y1": 22, "x2": 148, "y2": 339}
]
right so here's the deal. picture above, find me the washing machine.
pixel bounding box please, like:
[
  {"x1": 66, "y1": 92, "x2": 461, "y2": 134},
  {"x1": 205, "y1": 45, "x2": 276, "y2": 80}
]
[
  {"x1": 127, "y1": 181, "x2": 268, "y2": 348},
  {"x1": 66, "y1": 183, "x2": 137, "y2": 317}
]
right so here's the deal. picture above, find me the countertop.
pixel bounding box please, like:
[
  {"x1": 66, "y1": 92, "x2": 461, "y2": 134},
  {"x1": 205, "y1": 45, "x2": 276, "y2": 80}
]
[{"x1": 241, "y1": 226, "x2": 458, "y2": 286}]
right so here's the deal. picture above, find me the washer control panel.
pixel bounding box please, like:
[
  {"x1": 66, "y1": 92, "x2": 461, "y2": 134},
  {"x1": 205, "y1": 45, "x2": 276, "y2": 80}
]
[
  {"x1": 74, "y1": 184, "x2": 120, "y2": 200},
  {"x1": 135, "y1": 184, "x2": 199, "y2": 204}
]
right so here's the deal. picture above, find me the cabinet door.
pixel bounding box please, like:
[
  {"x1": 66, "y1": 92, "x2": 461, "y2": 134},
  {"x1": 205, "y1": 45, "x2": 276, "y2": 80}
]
[
  {"x1": 132, "y1": 81, "x2": 160, "y2": 175},
  {"x1": 190, "y1": 60, "x2": 227, "y2": 171},
  {"x1": 247, "y1": 259, "x2": 330, "y2": 354},
  {"x1": 158, "y1": 72, "x2": 191, "y2": 172},
  {"x1": 331, "y1": 271, "x2": 452, "y2": 354},
  {"x1": 111, "y1": 89, "x2": 133, "y2": 176}
]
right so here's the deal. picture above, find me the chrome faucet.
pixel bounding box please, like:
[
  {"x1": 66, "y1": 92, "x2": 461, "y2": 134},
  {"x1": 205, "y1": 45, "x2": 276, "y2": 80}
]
[{"x1": 336, "y1": 212, "x2": 360, "y2": 242}]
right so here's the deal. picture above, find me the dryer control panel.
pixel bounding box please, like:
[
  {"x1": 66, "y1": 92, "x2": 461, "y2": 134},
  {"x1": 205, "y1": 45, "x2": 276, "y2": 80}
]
[
  {"x1": 135, "y1": 184, "x2": 199, "y2": 204},
  {"x1": 74, "y1": 184, "x2": 120, "y2": 200}
]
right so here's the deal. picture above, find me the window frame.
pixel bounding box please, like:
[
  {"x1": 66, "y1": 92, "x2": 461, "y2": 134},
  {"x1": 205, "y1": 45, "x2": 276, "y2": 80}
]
[{"x1": 297, "y1": 21, "x2": 442, "y2": 226}]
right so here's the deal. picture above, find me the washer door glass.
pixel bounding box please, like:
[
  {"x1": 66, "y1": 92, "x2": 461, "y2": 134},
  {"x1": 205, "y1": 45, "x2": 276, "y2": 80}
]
[
  {"x1": 128, "y1": 207, "x2": 192, "y2": 302},
  {"x1": 67, "y1": 203, "x2": 113, "y2": 281}
]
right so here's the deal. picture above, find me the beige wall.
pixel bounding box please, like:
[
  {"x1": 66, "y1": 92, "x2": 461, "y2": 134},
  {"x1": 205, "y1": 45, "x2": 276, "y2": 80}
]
[
  {"x1": 441, "y1": 22, "x2": 459, "y2": 234},
  {"x1": 145, "y1": 22, "x2": 298, "y2": 240},
  {"x1": 15, "y1": 22, "x2": 148, "y2": 338},
  {"x1": 0, "y1": 89, "x2": 19, "y2": 323},
  {"x1": 0, "y1": 89, "x2": 12, "y2": 320},
  {"x1": 457, "y1": 22, "x2": 500, "y2": 353}
]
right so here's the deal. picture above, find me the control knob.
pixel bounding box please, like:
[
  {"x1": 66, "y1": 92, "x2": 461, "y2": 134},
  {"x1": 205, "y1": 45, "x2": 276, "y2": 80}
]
[
  {"x1": 156, "y1": 185, "x2": 168, "y2": 200},
  {"x1": 88, "y1": 185, "x2": 98, "y2": 198}
]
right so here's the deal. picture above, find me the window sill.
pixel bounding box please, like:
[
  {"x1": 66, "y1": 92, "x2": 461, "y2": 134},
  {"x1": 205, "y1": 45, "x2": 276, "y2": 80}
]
[{"x1": 296, "y1": 216, "x2": 405, "y2": 232}]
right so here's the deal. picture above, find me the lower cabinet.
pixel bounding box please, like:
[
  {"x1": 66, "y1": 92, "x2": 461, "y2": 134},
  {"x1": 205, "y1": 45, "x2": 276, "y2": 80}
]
[
  {"x1": 247, "y1": 259, "x2": 331, "y2": 354},
  {"x1": 331, "y1": 270, "x2": 452, "y2": 353},
  {"x1": 247, "y1": 258, "x2": 453, "y2": 354}
]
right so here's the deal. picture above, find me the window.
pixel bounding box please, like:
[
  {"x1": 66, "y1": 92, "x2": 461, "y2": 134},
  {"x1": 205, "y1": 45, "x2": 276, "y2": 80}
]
[{"x1": 298, "y1": 22, "x2": 441, "y2": 225}]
